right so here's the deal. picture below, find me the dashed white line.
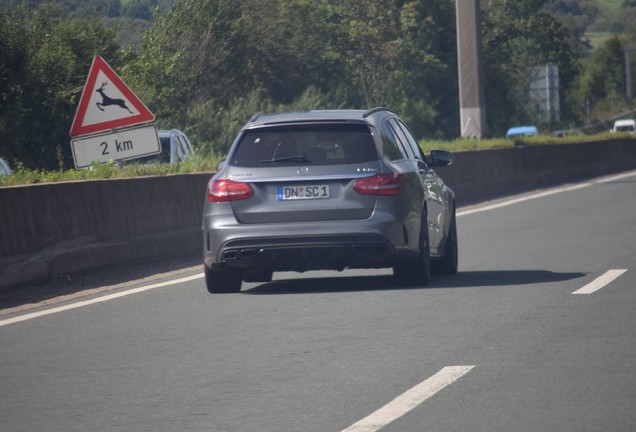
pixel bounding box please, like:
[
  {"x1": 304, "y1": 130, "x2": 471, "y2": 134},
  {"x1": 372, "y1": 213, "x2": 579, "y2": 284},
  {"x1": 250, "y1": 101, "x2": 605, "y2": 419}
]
[
  {"x1": 572, "y1": 269, "x2": 627, "y2": 294},
  {"x1": 0, "y1": 273, "x2": 204, "y2": 327},
  {"x1": 340, "y1": 365, "x2": 475, "y2": 432}
]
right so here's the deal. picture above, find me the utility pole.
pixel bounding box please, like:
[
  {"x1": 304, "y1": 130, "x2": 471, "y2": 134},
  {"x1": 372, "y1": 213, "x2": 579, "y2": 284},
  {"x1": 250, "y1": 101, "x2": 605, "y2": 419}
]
[
  {"x1": 625, "y1": 44, "x2": 636, "y2": 105},
  {"x1": 456, "y1": 0, "x2": 487, "y2": 138}
]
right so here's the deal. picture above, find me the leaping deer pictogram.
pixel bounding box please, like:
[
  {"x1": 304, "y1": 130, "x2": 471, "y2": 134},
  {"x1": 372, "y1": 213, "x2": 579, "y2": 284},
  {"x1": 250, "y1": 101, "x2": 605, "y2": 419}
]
[{"x1": 95, "y1": 82, "x2": 134, "y2": 114}]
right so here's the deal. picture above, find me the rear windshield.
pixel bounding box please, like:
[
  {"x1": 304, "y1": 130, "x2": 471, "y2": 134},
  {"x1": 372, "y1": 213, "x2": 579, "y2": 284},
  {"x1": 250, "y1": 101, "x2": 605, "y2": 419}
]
[
  {"x1": 616, "y1": 125, "x2": 634, "y2": 132},
  {"x1": 229, "y1": 124, "x2": 378, "y2": 167}
]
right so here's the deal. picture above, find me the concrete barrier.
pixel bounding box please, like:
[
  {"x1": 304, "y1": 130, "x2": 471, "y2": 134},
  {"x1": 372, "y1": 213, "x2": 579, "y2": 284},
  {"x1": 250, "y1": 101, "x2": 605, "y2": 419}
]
[
  {"x1": 0, "y1": 173, "x2": 212, "y2": 289},
  {"x1": 1, "y1": 138, "x2": 635, "y2": 289},
  {"x1": 435, "y1": 139, "x2": 636, "y2": 204}
]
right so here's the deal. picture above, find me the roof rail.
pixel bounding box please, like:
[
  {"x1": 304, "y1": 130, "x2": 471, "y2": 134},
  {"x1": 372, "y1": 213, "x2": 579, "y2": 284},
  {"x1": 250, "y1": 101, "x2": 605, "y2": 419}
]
[
  {"x1": 249, "y1": 112, "x2": 264, "y2": 122},
  {"x1": 363, "y1": 107, "x2": 393, "y2": 118}
]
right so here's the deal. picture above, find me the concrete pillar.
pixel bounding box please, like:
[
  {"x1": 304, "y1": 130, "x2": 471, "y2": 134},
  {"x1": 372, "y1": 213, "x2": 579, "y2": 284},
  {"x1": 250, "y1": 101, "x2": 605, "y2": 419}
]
[
  {"x1": 625, "y1": 45, "x2": 635, "y2": 105},
  {"x1": 456, "y1": 0, "x2": 487, "y2": 138}
]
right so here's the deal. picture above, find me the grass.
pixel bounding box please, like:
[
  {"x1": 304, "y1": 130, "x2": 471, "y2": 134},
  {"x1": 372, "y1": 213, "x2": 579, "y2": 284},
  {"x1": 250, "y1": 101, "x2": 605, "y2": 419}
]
[
  {"x1": 594, "y1": 0, "x2": 624, "y2": 11},
  {"x1": 0, "y1": 153, "x2": 219, "y2": 187},
  {"x1": 1, "y1": 133, "x2": 632, "y2": 188},
  {"x1": 419, "y1": 131, "x2": 617, "y2": 153}
]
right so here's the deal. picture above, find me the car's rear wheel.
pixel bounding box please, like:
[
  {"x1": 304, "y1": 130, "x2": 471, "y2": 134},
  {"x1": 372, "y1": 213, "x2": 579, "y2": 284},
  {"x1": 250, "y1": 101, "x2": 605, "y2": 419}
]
[
  {"x1": 204, "y1": 265, "x2": 243, "y2": 293},
  {"x1": 432, "y1": 209, "x2": 458, "y2": 275},
  {"x1": 393, "y1": 216, "x2": 430, "y2": 286}
]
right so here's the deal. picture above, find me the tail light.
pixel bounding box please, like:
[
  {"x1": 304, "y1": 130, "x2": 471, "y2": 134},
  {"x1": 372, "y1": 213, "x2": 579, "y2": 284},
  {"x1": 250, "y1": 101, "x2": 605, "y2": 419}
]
[
  {"x1": 207, "y1": 179, "x2": 254, "y2": 202},
  {"x1": 353, "y1": 173, "x2": 404, "y2": 195}
]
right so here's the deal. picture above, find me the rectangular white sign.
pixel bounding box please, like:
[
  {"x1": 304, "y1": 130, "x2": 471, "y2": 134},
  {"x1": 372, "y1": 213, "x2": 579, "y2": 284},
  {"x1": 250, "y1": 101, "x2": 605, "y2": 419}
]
[{"x1": 71, "y1": 124, "x2": 161, "y2": 169}]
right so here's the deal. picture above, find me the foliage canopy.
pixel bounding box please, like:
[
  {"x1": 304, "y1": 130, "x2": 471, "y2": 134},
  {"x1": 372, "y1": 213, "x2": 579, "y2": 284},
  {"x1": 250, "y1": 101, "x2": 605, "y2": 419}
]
[{"x1": 0, "y1": 0, "x2": 634, "y2": 172}]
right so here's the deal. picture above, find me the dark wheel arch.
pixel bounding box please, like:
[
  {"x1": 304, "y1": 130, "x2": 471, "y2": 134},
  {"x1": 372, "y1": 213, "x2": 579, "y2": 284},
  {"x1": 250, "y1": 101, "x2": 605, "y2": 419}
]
[
  {"x1": 393, "y1": 209, "x2": 431, "y2": 286},
  {"x1": 432, "y1": 205, "x2": 458, "y2": 275}
]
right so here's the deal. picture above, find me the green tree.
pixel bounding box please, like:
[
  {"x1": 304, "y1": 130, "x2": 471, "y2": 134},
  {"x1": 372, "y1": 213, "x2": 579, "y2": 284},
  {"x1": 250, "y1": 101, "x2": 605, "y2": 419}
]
[
  {"x1": 123, "y1": 0, "x2": 246, "y2": 134},
  {"x1": 238, "y1": 0, "x2": 347, "y2": 104},
  {"x1": 389, "y1": 0, "x2": 458, "y2": 138},
  {"x1": 0, "y1": 5, "x2": 119, "y2": 169},
  {"x1": 481, "y1": 3, "x2": 580, "y2": 134},
  {"x1": 573, "y1": 36, "x2": 628, "y2": 119},
  {"x1": 121, "y1": 0, "x2": 154, "y2": 20},
  {"x1": 338, "y1": 0, "x2": 401, "y2": 107}
]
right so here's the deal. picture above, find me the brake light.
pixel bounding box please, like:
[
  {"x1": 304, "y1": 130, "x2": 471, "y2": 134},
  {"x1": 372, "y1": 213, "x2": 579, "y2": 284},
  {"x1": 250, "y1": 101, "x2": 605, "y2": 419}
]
[
  {"x1": 353, "y1": 173, "x2": 404, "y2": 195},
  {"x1": 207, "y1": 179, "x2": 254, "y2": 202}
]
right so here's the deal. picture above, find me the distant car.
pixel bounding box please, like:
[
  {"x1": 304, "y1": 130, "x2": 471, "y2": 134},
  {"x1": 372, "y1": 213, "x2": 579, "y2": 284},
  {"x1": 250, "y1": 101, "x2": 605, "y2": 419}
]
[
  {"x1": 0, "y1": 157, "x2": 12, "y2": 176},
  {"x1": 129, "y1": 129, "x2": 194, "y2": 164},
  {"x1": 202, "y1": 108, "x2": 458, "y2": 293},
  {"x1": 552, "y1": 129, "x2": 583, "y2": 138},
  {"x1": 506, "y1": 125, "x2": 538, "y2": 138},
  {"x1": 158, "y1": 129, "x2": 194, "y2": 163},
  {"x1": 611, "y1": 119, "x2": 635, "y2": 134}
]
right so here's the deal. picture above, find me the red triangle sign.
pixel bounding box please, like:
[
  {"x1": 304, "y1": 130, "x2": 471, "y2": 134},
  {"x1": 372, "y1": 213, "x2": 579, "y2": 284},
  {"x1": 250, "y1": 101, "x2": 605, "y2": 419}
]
[{"x1": 70, "y1": 56, "x2": 155, "y2": 137}]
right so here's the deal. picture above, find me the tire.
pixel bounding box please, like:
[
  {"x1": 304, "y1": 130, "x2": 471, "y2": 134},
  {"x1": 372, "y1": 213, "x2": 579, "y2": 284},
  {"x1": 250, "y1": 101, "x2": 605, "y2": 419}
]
[
  {"x1": 393, "y1": 215, "x2": 431, "y2": 286},
  {"x1": 432, "y1": 209, "x2": 458, "y2": 275},
  {"x1": 204, "y1": 265, "x2": 243, "y2": 293}
]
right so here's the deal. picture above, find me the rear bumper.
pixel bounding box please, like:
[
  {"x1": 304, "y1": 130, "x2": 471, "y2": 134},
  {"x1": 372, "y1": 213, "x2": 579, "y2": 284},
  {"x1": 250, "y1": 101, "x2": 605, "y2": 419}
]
[
  {"x1": 203, "y1": 213, "x2": 417, "y2": 272},
  {"x1": 210, "y1": 234, "x2": 399, "y2": 272}
]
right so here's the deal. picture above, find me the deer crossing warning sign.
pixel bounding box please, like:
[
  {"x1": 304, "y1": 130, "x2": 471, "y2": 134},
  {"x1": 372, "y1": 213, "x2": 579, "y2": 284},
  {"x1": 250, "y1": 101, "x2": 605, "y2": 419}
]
[
  {"x1": 70, "y1": 56, "x2": 160, "y2": 169},
  {"x1": 70, "y1": 55, "x2": 155, "y2": 137}
]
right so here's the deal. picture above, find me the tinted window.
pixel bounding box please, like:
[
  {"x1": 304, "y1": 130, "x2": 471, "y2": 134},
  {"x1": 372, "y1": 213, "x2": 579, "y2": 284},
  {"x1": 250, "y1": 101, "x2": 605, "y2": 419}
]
[
  {"x1": 160, "y1": 137, "x2": 170, "y2": 154},
  {"x1": 175, "y1": 136, "x2": 191, "y2": 160},
  {"x1": 394, "y1": 119, "x2": 426, "y2": 162},
  {"x1": 616, "y1": 125, "x2": 634, "y2": 132},
  {"x1": 230, "y1": 124, "x2": 378, "y2": 167},
  {"x1": 383, "y1": 122, "x2": 409, "y2": 160},
  {"x1": 380, "y1": 127, "x2": 404, "y2": 161},
  {"x1": 387, "y1": 119, "x2": 415, "y2": 159}
]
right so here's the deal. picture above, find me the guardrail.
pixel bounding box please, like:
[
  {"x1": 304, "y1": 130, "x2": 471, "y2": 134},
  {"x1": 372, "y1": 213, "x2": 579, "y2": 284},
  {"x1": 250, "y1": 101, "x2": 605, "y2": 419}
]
[{"x1": 1, "y1": 138, "x2": 635, "y2": 289}]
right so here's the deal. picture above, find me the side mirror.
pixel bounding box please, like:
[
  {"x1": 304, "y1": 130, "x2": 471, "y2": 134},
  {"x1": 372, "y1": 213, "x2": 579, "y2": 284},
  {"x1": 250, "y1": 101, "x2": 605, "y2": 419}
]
[
  {"x1": 429, "y1": 149, "x2": 454, "y2": 167},
  {"x1": 216, "y1": 159, "x2": 226, "y2": 171}
]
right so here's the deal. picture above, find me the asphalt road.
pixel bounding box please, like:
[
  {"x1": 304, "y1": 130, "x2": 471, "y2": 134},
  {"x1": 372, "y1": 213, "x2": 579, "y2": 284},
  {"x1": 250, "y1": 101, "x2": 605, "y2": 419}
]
[{"x1": 1, "y1": 170, "x2": 635, "y2": 432}]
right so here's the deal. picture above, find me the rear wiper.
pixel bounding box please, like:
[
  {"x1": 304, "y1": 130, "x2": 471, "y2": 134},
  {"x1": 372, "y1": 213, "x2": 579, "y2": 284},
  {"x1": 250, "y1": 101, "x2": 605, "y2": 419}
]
[{"x1": 259, "y1": 156, "x2": 311, "y2": 164}]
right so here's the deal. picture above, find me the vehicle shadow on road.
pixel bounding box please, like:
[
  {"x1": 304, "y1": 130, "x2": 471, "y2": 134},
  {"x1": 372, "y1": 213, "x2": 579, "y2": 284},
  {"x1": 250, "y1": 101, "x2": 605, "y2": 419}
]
[
  {"x1": 244, "y1": 274, "x2": 401, "y2": 294},
  {"x1": 242, "y1": 270, "x2": 586, "y2": 294},
  {"x1": 431, "y1": 270, "x2": 586, "y2": 288}
]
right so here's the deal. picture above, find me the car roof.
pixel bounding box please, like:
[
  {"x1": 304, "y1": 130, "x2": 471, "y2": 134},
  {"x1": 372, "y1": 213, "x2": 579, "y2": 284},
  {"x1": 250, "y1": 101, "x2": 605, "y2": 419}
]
[
  {"x1": 0, "y1": 157, "x2": 12, "y2": 175},
  {"x1": 158, "y1": 129, "x2": 184, "y2": 136},
  {"x1": 244, "y1": 108, "x2": 395, "y2": 129},
  {"x1": 506, "y1": 126, "x2": 538, "y2": 136}
]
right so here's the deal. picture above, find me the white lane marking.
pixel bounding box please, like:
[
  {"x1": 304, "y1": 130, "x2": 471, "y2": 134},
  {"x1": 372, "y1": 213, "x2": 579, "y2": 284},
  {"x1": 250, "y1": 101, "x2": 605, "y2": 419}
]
[
  {"x1": 457, "y1": 183, "x2": 591, "y2": 217},
  {"x1": 0, "y1": 273, "x2": 204, "y2": 327},
  {"x1": 572, "y1": 269, "x2": 627, "y2": 294},
  {"x1": 457, "y1": 169, "x2": 636, "y2": 217},
  {"x1": 340, "y1": 365, "x2": 475, "y2": 432},
  {"x1": 596, "y1": 170, "x2": 636, "y2": 184}
]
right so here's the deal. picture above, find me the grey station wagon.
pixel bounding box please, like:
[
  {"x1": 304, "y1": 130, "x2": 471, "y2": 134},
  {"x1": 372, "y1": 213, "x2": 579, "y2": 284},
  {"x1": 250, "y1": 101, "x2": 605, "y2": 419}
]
[{"x1": 202, "y1": 108, "x2": 457, "y2": 293}]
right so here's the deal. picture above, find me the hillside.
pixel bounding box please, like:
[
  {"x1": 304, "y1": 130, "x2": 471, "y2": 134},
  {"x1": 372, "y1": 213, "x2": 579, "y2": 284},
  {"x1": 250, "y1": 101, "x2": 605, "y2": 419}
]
[
  {"x1": 4, "y1": 0, "x2": 634, "y2": 52},
  {"x1": 545, "y1": 0, "x2": 636, "y2": 50}
]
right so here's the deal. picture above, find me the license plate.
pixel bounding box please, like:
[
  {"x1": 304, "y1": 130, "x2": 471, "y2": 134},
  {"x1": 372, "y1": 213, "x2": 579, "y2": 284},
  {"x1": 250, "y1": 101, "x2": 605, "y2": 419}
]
[{"x1": 277, "y1": 184, "x2": 330, "y2": 200}]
